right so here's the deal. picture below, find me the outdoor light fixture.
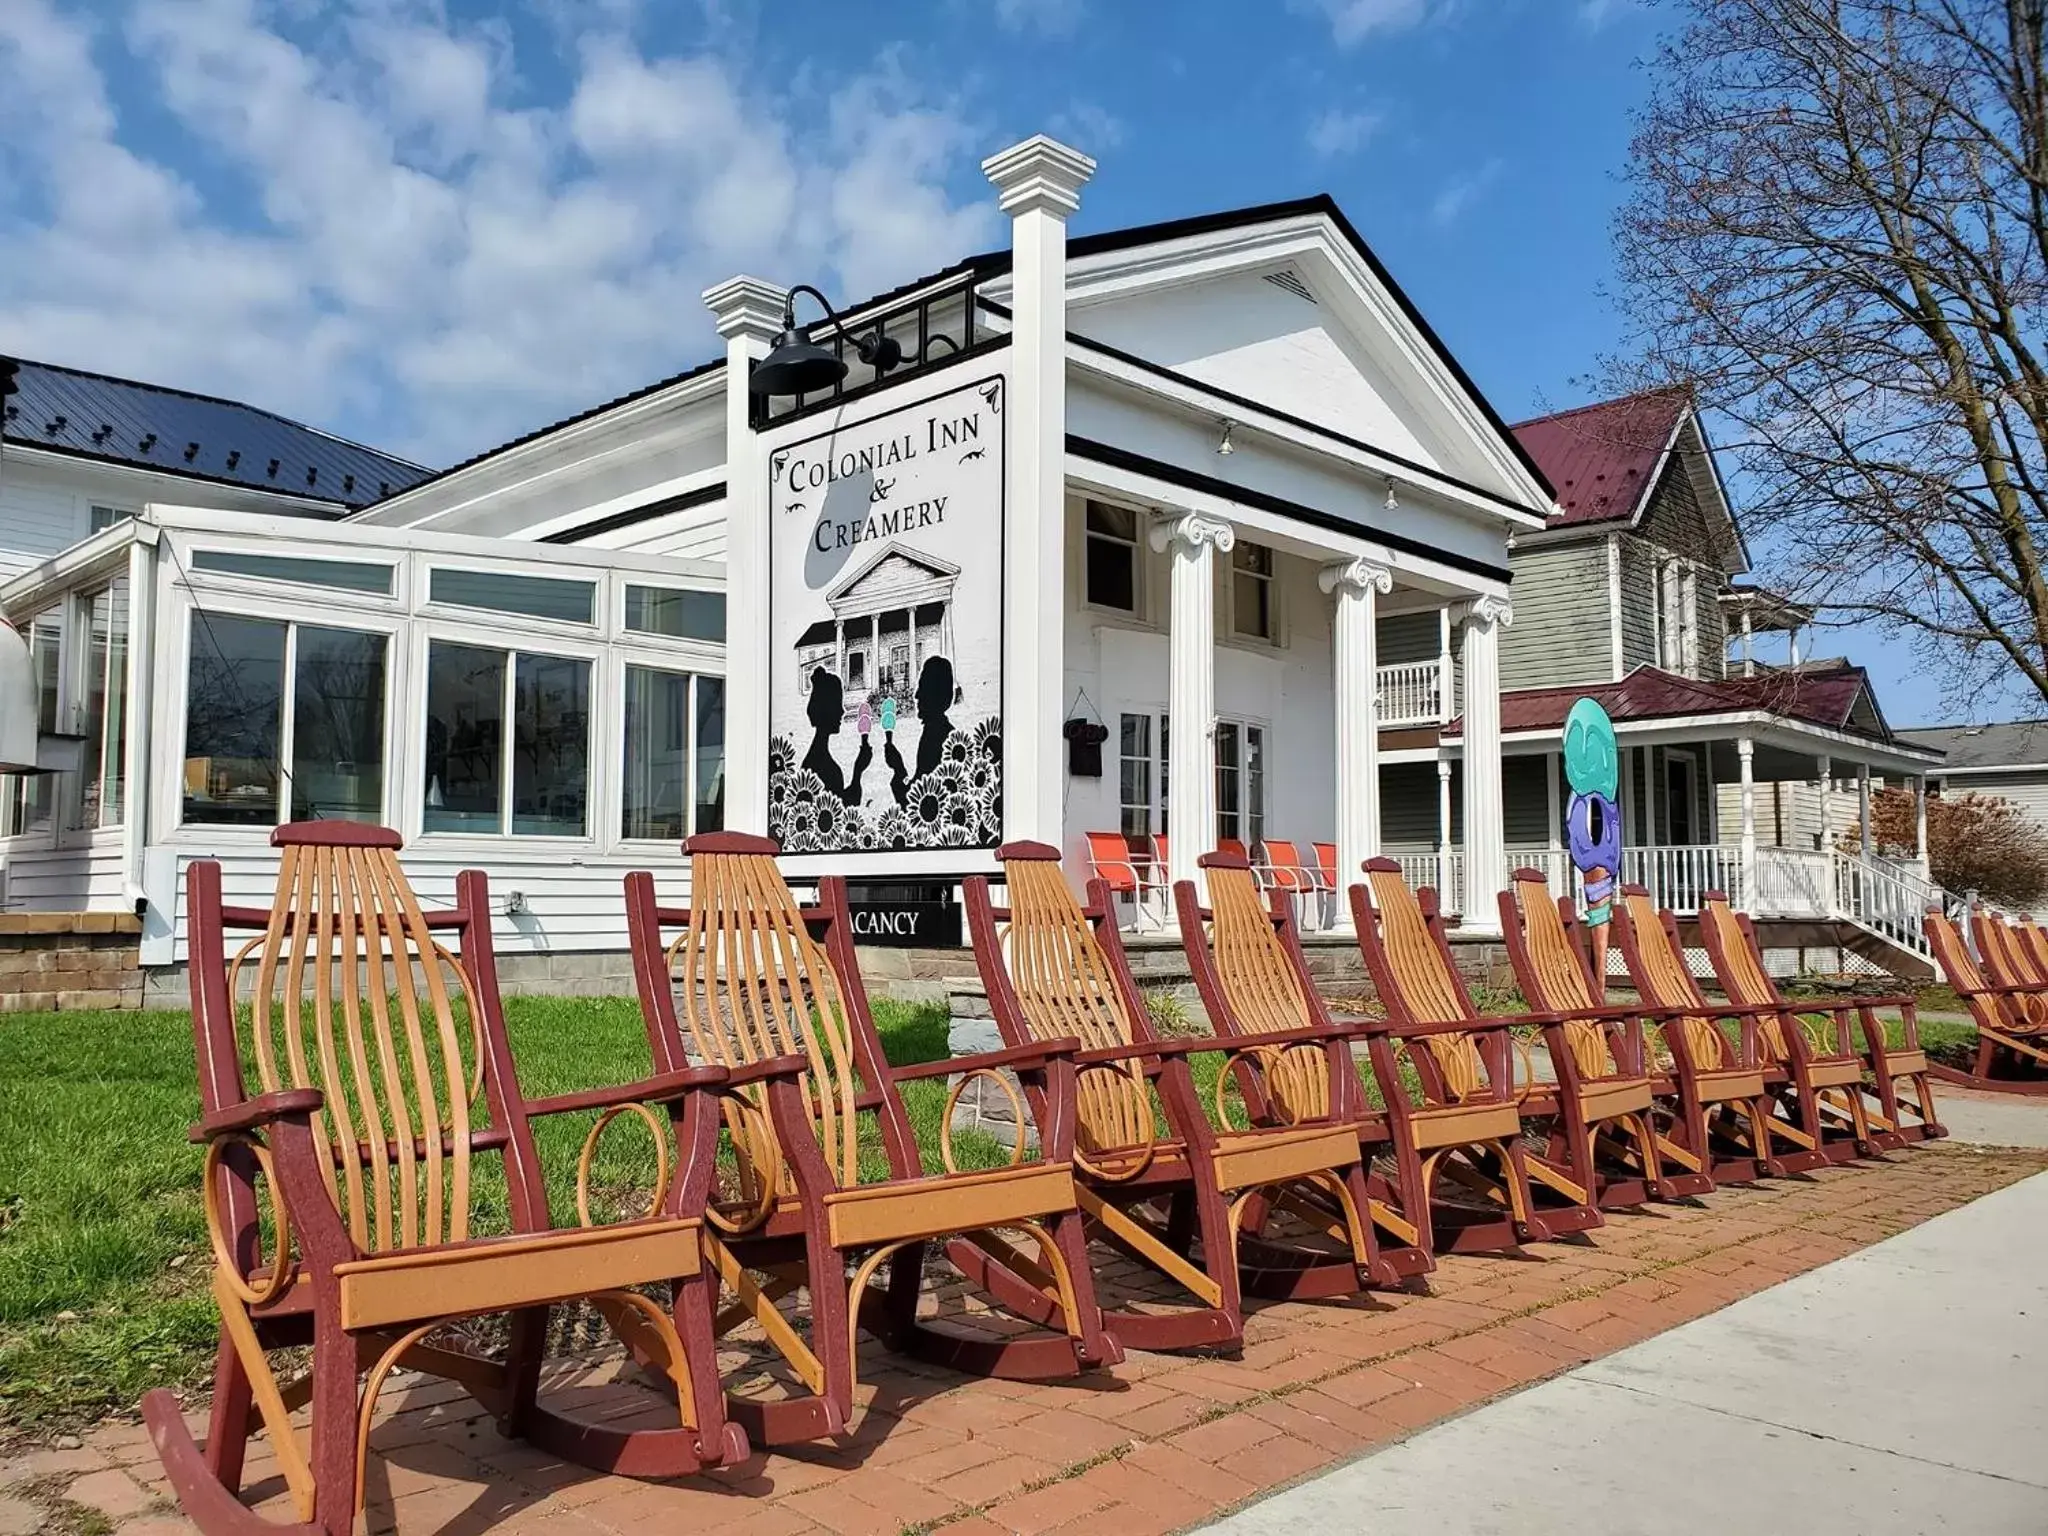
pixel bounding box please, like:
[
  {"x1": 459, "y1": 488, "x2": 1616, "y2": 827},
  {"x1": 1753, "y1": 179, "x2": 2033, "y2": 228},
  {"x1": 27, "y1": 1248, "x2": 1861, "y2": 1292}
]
[
  {"x1": 1217, "y1": 419, "x2": 1236, "y2": 456},
  {"x1": 749, "y1": 283, "x2": 906, "y2": 398},
  {"x1": 1384, "y1": 477, "x2": 1401, "y2": 511}
]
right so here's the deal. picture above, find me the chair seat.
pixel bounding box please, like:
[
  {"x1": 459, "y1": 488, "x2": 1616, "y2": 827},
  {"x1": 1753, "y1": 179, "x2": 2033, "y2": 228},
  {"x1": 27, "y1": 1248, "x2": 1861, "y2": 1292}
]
[
  {"x1": 1805, "y1": 1058, "x2": 1865, "y2": 1090},
  {"x1": 1881, "y1": 1048, "x2": 1928, "y2": 1076},
  {"x1": 337, "y1": 1216, "x2": 705, "y2": 1332},
  {"x1": 1211, "y1": 1124, "x2": 1359, "y2": 1191},
  {"x1": 1692, "y1": 1067, "x2": 1767, "y2": 1102},
  {"x1": 1578, "y1": 1076, "x2": 1654, "y2": 1122},
  {"x1": 1407, "y1": 1099, "x2": 1523, "y2": 1150},
  {"x1": 826, "y1": 1161, "x2": 1077, "y2": 1248}
]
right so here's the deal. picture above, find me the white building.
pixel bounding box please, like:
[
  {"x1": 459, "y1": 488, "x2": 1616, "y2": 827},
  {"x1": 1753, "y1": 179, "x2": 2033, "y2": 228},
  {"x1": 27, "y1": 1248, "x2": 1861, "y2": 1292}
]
[{"x1": 0, "y1": 134, "x2": 1944, "y2": 996}]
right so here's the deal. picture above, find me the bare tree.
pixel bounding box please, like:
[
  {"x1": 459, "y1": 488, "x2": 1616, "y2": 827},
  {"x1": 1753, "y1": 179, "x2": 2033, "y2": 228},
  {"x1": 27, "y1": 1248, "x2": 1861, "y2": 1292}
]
[
  {"x1": 1612, "y1": 0, "x2": 2048, "y2": 707},
  {"x1": 1860, "y1": 784, "x2": 2048, "y2": 901}
]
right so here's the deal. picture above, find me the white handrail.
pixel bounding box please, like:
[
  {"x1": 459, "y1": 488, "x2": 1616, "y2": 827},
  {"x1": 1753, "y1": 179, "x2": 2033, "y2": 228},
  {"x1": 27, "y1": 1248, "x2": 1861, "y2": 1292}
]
[{"x1": 1375, "y1": 661, "x2": 1442, "y2": 728}]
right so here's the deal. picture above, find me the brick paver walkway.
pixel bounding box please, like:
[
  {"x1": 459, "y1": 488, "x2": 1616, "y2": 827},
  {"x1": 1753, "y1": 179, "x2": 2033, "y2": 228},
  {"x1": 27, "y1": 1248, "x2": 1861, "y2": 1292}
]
[{"x1": 7, "y1": 1144, "x2": 2041, "y2": 1536}]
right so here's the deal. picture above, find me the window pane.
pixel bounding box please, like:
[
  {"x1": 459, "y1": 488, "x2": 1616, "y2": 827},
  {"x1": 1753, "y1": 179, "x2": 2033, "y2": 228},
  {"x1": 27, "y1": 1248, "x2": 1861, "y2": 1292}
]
[
  {"x1": 192, "y1": 549, "x2": 394, "y2": 596},
  {"x1": 184, "y1": 614, "x2": 285, "y2": 825},
  {"x1": 430, "y1": 567, "x2": 595, "y2": 624},
  {"x1": 1234, "y1": 571, "x2": 1271, "y2": 638},
  {"x1": 72, "y1": 589, "x2": 111, "y2": 831},
  {"x1": 694, "y1": 675, "x2": 725, "y2": 834},
  {"x1": 1086, "y1": 502, "x2": 1135, "y2": 538},
  {"x1": 1215, "y1": 722, "x2": 1240, "y2": 842},
  {"x1": 1247, "y1": 726, "x2": 1266, "y2": 849},
  {"x1": 1086, "y1": 537, "x2": 1135, "y2": 611},
  {"x1": 622, "y1": 665, "x2": 690, "y2": 841},
  {"x1": 625, "y1": 585, "x2": 725, "y2": 641},
  {"x1": 101, "y1": 583, "x2": 128, "y2": 827},
  {"x1": 1233, "y1": 542, "x2": 1272, "y2": 575},
  {"x1": 9, "y1": 612, "x2": 62, "y2": 833},
  {"x1": 511, "y1": 653, "x2": 590, "y2": 836},
  {"x1": 291, "y1": 628, "x2": 386, "y2": 822},
  {"x1": 89, "y1": 506, "x2": 131, "y2": 533},
  {"x1": 424, "y1": 642, "x2": 505, "y2": 833}
]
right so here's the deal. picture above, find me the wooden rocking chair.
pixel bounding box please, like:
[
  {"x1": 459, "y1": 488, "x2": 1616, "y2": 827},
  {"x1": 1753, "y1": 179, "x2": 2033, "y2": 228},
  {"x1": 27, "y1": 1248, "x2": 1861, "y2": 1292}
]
[
  {"x1": 145, "y1": 823, "x2": 744, "y2": 1536},
  {"x1": 1347, "y1": 860, "x2": 1603, "y2": 1250},
  {"x1": 1174, "y1": 854, "x2": 1434, "y2": 1283},
  {"x1": 1925, "y1": 906, "x2": 2048, "y2": 1095},
  {"x1": 966, "y1": 843, "x2": 1381, "y2": 1355},
  {"x1": 626, "y1": 833, "x2": 1119, "y2": 1450},
  {"x1": 1612, "y1": 886, "x2": 1820, "y2": 1178},
  {"x1": 1496, "y1": 871, "x2": 1716, "y2": 1206},
  {"x1": 1698, "y1": 893, "x2": 1940, "y2": 1150}
]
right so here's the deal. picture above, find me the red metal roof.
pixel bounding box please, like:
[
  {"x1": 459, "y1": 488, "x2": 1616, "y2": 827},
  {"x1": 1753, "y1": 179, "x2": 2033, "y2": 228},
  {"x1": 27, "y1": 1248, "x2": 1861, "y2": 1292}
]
[
  {"x1": 1510, "y1": 385, "x2": 1691, "y2": 528},
  {"x1": 1444, "y1": 662, "x2": 1888, "y2": 741}
]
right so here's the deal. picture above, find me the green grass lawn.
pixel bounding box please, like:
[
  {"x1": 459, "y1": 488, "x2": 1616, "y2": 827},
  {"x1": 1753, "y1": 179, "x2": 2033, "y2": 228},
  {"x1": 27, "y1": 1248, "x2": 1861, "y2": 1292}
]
[{"x1": 0, "y1": 994, "x2": 996, "y2": 1434}]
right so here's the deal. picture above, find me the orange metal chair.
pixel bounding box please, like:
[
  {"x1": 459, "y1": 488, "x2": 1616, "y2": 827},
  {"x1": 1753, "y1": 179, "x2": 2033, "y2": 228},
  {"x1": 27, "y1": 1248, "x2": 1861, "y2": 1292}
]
[{"x1": 148, "y1": 824, "x2": 745, "y2": 1536}]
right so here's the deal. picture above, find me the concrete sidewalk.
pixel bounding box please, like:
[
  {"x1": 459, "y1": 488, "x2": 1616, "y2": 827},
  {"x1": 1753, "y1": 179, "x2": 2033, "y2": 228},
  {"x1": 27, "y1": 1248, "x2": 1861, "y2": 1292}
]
[{"x1": 1201, "y1": 1168, "x2": 2048, "y2": 1536}]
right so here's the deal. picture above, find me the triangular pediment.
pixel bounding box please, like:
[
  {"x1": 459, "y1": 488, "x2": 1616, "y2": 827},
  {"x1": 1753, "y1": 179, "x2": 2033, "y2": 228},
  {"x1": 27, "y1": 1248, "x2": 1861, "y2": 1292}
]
[{"x1": 826, "y1": 545, "x2": 961, "y2": 608}]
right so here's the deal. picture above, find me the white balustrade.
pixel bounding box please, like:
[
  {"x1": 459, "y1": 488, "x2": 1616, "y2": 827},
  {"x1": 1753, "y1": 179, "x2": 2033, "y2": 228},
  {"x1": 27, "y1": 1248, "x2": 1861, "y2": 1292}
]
[{"x1": 1374, "y1": 661, "x2": 1442, "y2": 727}]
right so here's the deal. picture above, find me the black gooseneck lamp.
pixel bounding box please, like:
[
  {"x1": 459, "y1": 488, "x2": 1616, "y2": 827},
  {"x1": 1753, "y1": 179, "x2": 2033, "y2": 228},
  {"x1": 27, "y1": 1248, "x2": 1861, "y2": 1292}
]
[{"x1": 749, "y1": 284, "x2": 905, "y2": 399}]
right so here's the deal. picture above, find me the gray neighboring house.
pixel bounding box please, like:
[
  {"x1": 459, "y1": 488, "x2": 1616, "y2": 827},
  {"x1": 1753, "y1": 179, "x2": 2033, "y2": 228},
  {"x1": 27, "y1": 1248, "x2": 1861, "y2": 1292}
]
[{"x1": 1907, "y1": 722, "x2": 2048, "y2": 913}]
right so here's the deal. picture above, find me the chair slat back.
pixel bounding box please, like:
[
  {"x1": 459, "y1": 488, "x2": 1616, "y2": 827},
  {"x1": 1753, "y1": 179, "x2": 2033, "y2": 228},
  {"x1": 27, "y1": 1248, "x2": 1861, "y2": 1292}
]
[
  {"x1": 1204, "y1": 862, "x2": 1331, "y2": 1121},
  {"x1": 1979, "y1": 912, "x2": 2044, "y2": 987},
  {"x1": 1506, "y1": 876, "x2": 1611, "y2": 1080},
  {"x1": 1361, "y1": 864, "x2": 1487, "y2": 1098},
  {"x1": 2020, "y1": 920, "x2": 2048, "y2": 976},
  {"x1": 234, "y1": 828, "x2": 485, "y2": 1255},
  {"x1": 994, "y1": 850, "x2": 1155, "y2": 1161},
  {"x1": 669, "y1": 842, "x2": 863, "y2": 1188},
  {"x1": 1925, "y1": 910, "x2": 1989, "y2": 992},
  {"x1": 1698, "y1": 895, "x2": 1793, "y2": 1064},
  {"x1": 1616, "y1": 887, "x2": 1731, "y2": 1069}
]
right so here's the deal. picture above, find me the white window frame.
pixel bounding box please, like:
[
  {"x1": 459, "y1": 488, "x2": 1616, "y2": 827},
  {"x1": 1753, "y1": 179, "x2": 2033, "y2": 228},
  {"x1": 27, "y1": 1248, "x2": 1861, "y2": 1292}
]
[
  {"x1": 1116, "y1": 711, "x2": 1157, "y2": 838},
  {"x1": 1226, "y1": 541, "x2": 1279, "y2": 645},
  {"x1": 57, "y1": 576, "x2": 132, "y2": 844},
  {"x1": 1214, "y1": 717, "x2": 1268, "y2": 847},
  {"x1": 615, "y1": 649, "x2": 727, "y2": 845},
  {"x1": 0, "y1": 607, "x2": 66, "y2": 845},
  {"x1": 89, "y1": 505, "x2": 134, "y2": 535},
  {"x1": 1081, "y1": 499, "x2": 1145, "y2": 620}
]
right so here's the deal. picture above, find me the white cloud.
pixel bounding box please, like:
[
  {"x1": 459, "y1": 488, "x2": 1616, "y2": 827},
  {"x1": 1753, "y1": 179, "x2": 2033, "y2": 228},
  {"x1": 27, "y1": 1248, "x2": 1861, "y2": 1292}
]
[
  {"x1": 1297, "y1": 0, "x2": 1441, "y2": 46},
  {"x1": 1050, "y1": 100, "x2": 1125, "y2": 153},
  {"x1": 994, "y1": 0, "x2": 1084, "y2": 36},
  {"x1": 1430, "y1": 157, "x2": 1503, "y2": 225},
  {"x1": 1306, "y1": 106, "x2": 1382, "y2": 157},
  {"x1": 0, "y1": 0, "x2": 1003, "y2": 466},
  {"x1": 1577, "y1": 0, "x2": 1643, "y2": 28}
]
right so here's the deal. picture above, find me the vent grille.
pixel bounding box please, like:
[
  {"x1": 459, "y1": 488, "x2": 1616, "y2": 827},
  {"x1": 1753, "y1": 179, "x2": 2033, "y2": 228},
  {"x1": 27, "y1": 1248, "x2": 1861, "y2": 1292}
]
[{"x1": 1263, "y1": 268, "x2": 1316, "y2": 304}]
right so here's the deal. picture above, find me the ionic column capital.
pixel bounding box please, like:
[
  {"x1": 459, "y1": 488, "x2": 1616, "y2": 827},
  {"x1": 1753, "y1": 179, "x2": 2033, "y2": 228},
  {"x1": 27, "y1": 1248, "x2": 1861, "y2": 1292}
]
[
  {"x1": 1149, "y1": 511, "x2": 1235, "y2": 556},
  {"x1": 1319, "y1": 557, "x2": 1394, "y2": 597},
  {"x1": 1456, "y1": 593, "x2": 1514, "y2": 631}
]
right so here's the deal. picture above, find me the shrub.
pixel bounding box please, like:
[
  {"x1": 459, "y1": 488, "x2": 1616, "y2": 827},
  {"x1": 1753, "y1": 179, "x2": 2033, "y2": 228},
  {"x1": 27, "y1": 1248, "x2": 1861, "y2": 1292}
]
[{"x1": 1859, "y1": 787, "x2": 2048, "y2": 908}]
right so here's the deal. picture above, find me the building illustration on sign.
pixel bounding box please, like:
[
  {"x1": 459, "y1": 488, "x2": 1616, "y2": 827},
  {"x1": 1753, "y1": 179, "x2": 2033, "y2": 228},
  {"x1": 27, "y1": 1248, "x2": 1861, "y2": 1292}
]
[{"x1": 767, "y1": 375, "x2": 1004, "y2": 855}]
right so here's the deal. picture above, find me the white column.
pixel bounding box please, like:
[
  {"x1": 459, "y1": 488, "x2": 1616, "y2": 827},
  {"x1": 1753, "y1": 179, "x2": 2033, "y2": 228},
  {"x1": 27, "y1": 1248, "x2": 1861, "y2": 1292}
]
[
  {"x1": 1321, "y1": 558, "x2": 1393, "y2": 906},
  {"x1": 983, "y1": 135, "x2": 1095, "y2": 849},
  {"x1": 1737, "y1": 736, "x2": 1757, "y2": 909},
  {"x1": 1458, "y1": 595, "x2": 1512, "y2": 934},
  {"x1": 1436, "y1": 757, "x2": 1454, "y2": 900},
  {"x1": 1436, "y1": 605, "x2": 1454, "y2": 723},
  {"x1": 1151, "y1": 512, "x2": 1232, "y2": 894},
  {"x1": 1545, "y1": 751, "x2": 1562, "y2": 851},
  {"x1": 1704, "y1": 743, "x2": 1719, "y2": 842},
  {"x1": 702, "y1": 275, "x2": 789, "y2": 833},
  {"x1": 1815, "y1": 754, "x2": 1832, "y2": 855},
  {"x1": 1858, "y1": 764, "x2": 1874, "y2": 858},
  {"x1": 1740, "y1": 608, "x2": 1755, "y2": 677},
  {"x1": 1915, "y1": 775, "x2": 1930, "y2": 875}
]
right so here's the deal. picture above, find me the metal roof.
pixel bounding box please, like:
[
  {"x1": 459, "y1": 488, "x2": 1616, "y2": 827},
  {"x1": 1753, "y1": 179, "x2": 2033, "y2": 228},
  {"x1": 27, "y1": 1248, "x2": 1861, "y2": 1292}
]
[
  {"x1": 1510, "y1": 385, "x2": 1691, "y2": 528},
  {"x1": 0, "y1": 356, "x2": 431, "y2": 511}
]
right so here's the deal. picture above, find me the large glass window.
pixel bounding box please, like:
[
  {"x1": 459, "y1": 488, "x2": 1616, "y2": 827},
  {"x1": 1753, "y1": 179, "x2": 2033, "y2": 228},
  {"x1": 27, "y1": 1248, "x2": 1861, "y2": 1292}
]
[
  {"x1": 70, "y1": 580, "x2": 129, "y2": 830},
  {"x1": 191, "y1": 549, "x2": 394, "y2": 596},
  {"x1": 423, "y1": 642, "x2": 590, "y2": 837},
  {"x1": 1085, "y1": 502, "x2": 1138, "y2": 613},
  {"x1": 621, "y1": 666, "x2": 724, "y2": 840},
  {"x1": 183, "y1": 615, "x2": 387, "y2": 826},
  {"x1": 1215, "y1": 721, "x2": 1266, "y2": 848},
  {"x1": 4, "y1": 612, "x2": 63, "y2": 835},
  {"x1": 1232, "y1": 542, "x2": 1274, "y2": 640}
]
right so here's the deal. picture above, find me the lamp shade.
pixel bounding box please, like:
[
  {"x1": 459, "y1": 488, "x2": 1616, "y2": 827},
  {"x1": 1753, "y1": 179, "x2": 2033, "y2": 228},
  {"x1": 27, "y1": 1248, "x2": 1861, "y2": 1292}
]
[{"x1": 749, "y1": 328, "x2": 847, "y2": 398}]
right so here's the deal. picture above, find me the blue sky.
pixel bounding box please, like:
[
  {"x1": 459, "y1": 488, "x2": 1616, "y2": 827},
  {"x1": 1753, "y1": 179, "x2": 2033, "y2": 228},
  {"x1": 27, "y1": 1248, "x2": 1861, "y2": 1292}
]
[{"x1": 0, "y1": 0, "x2": 1965, "y2": 721}]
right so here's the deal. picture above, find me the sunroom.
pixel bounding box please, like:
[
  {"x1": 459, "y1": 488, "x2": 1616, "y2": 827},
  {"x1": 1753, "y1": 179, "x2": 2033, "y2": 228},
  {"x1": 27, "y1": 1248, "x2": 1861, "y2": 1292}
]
[{"x1": 0, "y1": 505, "x2": 726, "y2": 972}]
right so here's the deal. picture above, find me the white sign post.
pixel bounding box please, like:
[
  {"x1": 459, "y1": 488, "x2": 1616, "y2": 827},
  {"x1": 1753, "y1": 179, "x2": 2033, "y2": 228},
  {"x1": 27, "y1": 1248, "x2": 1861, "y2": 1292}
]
[{"x1": 766, "y1": 374, "x2": 1006, "y2": 861}]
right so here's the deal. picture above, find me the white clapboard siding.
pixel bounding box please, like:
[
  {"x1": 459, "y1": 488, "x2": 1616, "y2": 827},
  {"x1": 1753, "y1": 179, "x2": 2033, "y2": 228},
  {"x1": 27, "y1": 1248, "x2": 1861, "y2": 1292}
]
[{"x1": 1, "y1": 830, "x2": 129, "y2": 910}]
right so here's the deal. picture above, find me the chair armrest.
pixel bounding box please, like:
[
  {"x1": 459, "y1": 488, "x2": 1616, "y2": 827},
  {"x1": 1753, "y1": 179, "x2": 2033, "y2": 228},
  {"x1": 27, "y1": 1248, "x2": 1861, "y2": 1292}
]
[
  {"x1": 1219, "y1": 1022, "x2": 1365, "y2": 1049},
  {"x1": 190, "y1": 1088, "x2": 326, "y2": 1144},
  {"x1": 525, "y1": 1065, "x2": 729, "y2": 1119},
  {"x1": 890, "y1": 1038, "x2": 1083, "y2": 1082},
  {"x1": 1387, "y1": 1016, "x2": 1504, "y2": 1041},
  {"x1": 1075, "y1": 1036, "x2": 1228, "y2": 1065},
  {"x1": 1846, "y1": 994, "x2": 1917, "y2": 1011},
  {"x1": 721, "y1": 1053, "x2": 813, "y2": 1089}
]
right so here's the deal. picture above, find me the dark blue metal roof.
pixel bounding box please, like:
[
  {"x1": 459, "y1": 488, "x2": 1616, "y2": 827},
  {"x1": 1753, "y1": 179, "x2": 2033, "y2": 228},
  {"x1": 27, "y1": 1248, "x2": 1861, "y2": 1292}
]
[{"x1": 0, "y1": 357, "x2": 431, "y2": 511}]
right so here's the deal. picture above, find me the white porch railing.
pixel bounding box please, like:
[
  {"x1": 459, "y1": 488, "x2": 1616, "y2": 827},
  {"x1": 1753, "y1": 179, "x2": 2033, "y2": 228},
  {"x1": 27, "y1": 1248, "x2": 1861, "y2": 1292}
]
[
  {"x1": 1393, "y1": 850, "x2": 1463, "y2": 915},
  {"x1": 1375, "y1": 661, "x2": 1443, "y2": 727},
  {"x1": 1833, "y1": 850, "x2": 1943, "y2": 962}
]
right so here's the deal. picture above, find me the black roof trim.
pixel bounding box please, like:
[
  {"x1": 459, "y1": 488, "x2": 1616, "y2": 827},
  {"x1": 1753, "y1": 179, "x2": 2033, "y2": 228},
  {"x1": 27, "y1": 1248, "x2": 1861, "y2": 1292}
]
[
  {"x1": 539, "y1": 480, "x2": 727, "y2": 546},
  {"x1": 1068, "y1": 434, "x2": 1512, "y2": 582}
]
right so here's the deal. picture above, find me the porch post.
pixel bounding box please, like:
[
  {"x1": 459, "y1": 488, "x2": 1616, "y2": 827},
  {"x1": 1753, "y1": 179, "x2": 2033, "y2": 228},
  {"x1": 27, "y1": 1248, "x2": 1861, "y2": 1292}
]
[
  {"x1": 1858, "y1": 764, "x2": 1874, "y2": 858},
  {"x1": 1436, "y1": 757, "x2": 1454, "y2": 901},
  {"x1": 703, "y1": 275, "x2": 789, "y2": 833},
  {"x1": 1737, "y1": 736, "x2": 1757, "y2": 909},
  {"x1": 1437, "y1": 605, "x2": 1454, "y2": 724},
  {"x1": 1458, "y1": 595, "x2": 1512, "y2": 934},
  {"x1": 1321, "y1": 557, "x2": 1393, "y2": 904},
  {"x1": 1815, "y1": 754, "x2": 1832, "y2": 855},
  {"x1": 1152, "y1": 512, "x2": 1232, "y2": 895},
  {"x1": 1740, "y1": 607, "x2": 1754, "y2": 678},
  {"x1": 1915, "y1": 775, "x2": 1930, "y2": 875},
  {"x1": 1545, "y1": 751, "x2": 1562, "y2": 851},
  {"x1": 984, "y1": 135, "x2": 1095, "y2": 850}
]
